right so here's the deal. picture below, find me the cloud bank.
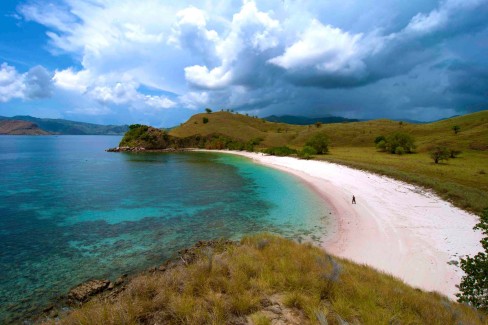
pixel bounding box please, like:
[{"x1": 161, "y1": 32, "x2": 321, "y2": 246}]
[{"x1": 0, "y1": 0, "x2": 487, "y2": 125}]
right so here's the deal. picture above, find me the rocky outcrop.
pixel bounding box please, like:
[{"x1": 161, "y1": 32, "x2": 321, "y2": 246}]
[
  {"x1": 67, "y1": 279, "x2": 111, "y2": 305},
  {"x1": 0, "y1": 120, "x2": 51, "y2": 135}
]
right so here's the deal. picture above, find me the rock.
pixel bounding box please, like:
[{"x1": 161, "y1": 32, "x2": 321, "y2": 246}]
[
  {"x1": 67, "y1": 279, "x2": 110, "y2": 304},
  {"x1": 115, "y1": 274, "x2": 128, "y2": 286},
  {"x1": 107, "y1": 282, "x2": 115, "y2": 290}
]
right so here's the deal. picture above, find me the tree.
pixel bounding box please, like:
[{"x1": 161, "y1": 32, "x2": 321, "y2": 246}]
[
  {"x1": 205, "y1": 108, "x2": 212, "y2": 114},
  {"x1": 384, "y1": 132, "x2": 416, "y2": 154},
  {"x1": 374, "y1": 135, "x2": 386, "y2": 144},
  {"x1": 306, "y1": 133, "x2": 329, "y2": 154},
  {"x1": 452, "y1": 125, "x2": 461, "y2": 134},
  {"x1": 298, "y1": 146, "x2": 317, "y2": 159},
  {"x1": 315, "y1": 122, "x2": 322, "y2": 128},
  {"x1": 457, "y1": 209, "x2": 488, "y2": 310},
  {"x1": 429, "y1": 146, "x2": 450, "y2": 164},
  {"x1": 203, "y1": 117, "x2": 209, "y2": 124}
]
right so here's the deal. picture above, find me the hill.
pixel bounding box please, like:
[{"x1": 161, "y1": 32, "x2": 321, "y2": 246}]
[
  {"x1": 168, "y1": 110, "x2": 488, "y2": 214},
  {"x1": 0, "y1": 115, "x2": 128, "y2": 135},
  {"x1": 264, "y1": 115, "x2": 359, "y2": 125},
  {"x1": 42, "y1": 234, "x2": 485, "y2": 325},
  {"x1": 0, "y1": 120, "x2": 51, "y2": 135}
]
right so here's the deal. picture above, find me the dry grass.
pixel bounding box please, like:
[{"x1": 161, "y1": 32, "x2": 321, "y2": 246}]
[{"x1": 47, "y1": 234, "x2": 485, "y2": 325}]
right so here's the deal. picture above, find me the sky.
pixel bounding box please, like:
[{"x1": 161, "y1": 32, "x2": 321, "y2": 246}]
[{"x1": 0, "y1": 0, "x2": 487, "y2": 127}]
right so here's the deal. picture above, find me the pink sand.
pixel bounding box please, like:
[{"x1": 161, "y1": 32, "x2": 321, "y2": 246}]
[{"x1": 214, "y1": 150, "x2": 483, "y2": 300}]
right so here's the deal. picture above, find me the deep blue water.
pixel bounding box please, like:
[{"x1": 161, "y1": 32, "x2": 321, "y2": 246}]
[{"x1": 0, "y1": 136, "x2": 331, "y2": 323}]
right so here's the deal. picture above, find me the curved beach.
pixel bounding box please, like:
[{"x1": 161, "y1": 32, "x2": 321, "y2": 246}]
[{"x1": 219, "y1": 150, "x2": 484, "y2": 300}]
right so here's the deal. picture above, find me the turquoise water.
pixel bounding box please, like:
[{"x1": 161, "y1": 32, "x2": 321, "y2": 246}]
[{"x1": 0, "y1": 136, "x2": 331, "y2": 323}]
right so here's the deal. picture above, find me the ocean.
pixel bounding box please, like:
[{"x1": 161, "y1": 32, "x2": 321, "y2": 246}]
[{"x1": 0, "y1": 135, "x2": 332, "y2": 323}]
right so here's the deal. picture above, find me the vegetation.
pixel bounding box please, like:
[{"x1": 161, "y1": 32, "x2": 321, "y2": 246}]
[
  {"x1": 165, "y1": 110, "x2": 488, "y2": 214},
  {"x1": 298, "y1": 146, "x2": 317, "y2": 159},
  {"x1": 203, "y1": 117, "x2": 209, "y2": 124},
  {"x1": 429, "y1": 146, "x2": 450, "y2": 164},
  {"x1": 48, "y1": 234, "x2": 486, "y2": 325},
  {"x1": 263, "y1": 146, "x2": 297, "y2": 156},
  {"x1": 305, "y1": 133, "x2": 329, "y2": 154},
  {"x1": 458, "y1": 209, "x2": 488, "y2": 310},
  {"x1": 452, "y1": 125, "x2": 461, "y2": 134},
  {"x1": 379, "y1": 132, "x2": 416, "y2": 154},
  {"x1": 205, "y1": 108, "x2": 213, "y2": 114}
]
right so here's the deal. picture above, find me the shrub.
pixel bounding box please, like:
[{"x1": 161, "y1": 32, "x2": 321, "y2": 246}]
[
  {"x1": 298, "y1": 146, "x2": 317, "y2": 159},
  {"x1": 429, "y1": 146, "x2": 450, "y2": 164},
  {"x1": 203, "y1": 117, "x2": 209, "y2": 124},
  {"x1": 263, "y1": 146, "x2": 297, "y2": 156},
  {"x1": 315, "y1": 122, "x2": 322, "y2": 128},
  {"x1": 457, "y1": 209, "x2": 488, "y2": 310},
  {"x1": 374, "y1": 135, "x2": 386, "y2": 144},
  {"x1": 306, "y1": 133, "x2": 329, "y2": 154},
  {"x1": 384, "y1": 132, "x2": 416, "y2": 154},
  {"x1": 205, "y1": 108, "x2": 212, "y2": 114},
  {"x1": 452, "y1": 125, "x2": 461, "y2": 134},
  {"x1": 395, "y1": 146, "x2": 405, "y2": 155},
  {"x1": 376, "y1": 140, "x2": 387, "y2": 152}
]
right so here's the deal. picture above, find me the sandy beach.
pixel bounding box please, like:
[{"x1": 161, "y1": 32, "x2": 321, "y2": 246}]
[{"x1": 216, "y1": 150, "x2": 484, "y2": 300}]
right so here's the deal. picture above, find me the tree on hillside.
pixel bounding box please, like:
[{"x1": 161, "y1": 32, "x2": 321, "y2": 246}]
[
  {"x1": 452, "y1": 125, "x2": 461, "y2": 134},
  {"x1": 429, "y1": 146, "x2": 450, "y2": 164},
  {"x1": 203, "y1": 117, "x2": 209, "y2": 124},
  {"x1": 205, "y1": 108, "x2": 212, "y2": 114},
  {"x1": 306, "y1": 133, "x2": 329, "y2": 154},
  {"x1": 457, "y1": 209, "x2": 488, "y2": 310},
  {"x1": 384, "y1": 132, "x2": 416, "y2": 154}
]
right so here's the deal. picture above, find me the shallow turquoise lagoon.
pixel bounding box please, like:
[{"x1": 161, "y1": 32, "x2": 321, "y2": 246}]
[{"x1": 0, "y1": 135, "x2": 331, "y2": 323}]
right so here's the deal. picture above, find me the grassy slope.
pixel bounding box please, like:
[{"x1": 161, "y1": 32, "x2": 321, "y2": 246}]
[
  {"x1": 170, "y1": 111, "x2": 488, "y2": 214},
  {"x1": 49, "y1": 235, "x2": 485, "y2": 325}
]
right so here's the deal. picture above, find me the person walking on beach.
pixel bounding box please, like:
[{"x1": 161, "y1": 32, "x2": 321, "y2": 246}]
[{"x1": 352, "y1": 195, "x2": 356, "y2": 204}]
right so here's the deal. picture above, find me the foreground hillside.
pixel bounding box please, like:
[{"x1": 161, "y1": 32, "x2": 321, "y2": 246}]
[
  {"x1": 43, "y1": 235, "x2": 485, "y2": 325},
  {"x1": 169, "y1": 111, "x2": 488, "y2": 214},
  {"x1": 0, "y1": 120, "x2": 50, "y2": 135}
]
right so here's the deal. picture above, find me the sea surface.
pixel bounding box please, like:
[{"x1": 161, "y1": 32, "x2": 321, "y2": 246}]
[{"x1": 0, "y1": 135, "x2": 332, "y2": 323}]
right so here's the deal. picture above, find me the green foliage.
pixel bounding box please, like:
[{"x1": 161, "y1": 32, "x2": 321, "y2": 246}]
[
  {"x1": 263, "y1": 146, "x2": 297, "y2": 156},
  {"x1": 306, "y1": 133, "x2": 329, "y2": 154},
  {"x1": 452, "y1": 125, "x2": 461, "y2": 134},
  {"x1": 384, "y1": 132, "x2": 416, "y2": 154},
  {"x1": 374, "y1": 135, "x2": 386, "y2": 144},
  {"x1": 205, "y1": 108, "x2": 212, "y2": 114},
  {"x1": 203, "y1": 117, "x2": 209, "y2": 124},
  {"x1": 457, "y1": 209, "x2": 488, "y2": 310},
  {"x1": 298, "y1": 146, "x2": 317, "y2": 159},
  {"x1": 395, "y1": 146, "x2": 405, "y2": 155},
  {"x1": 429, "y1": 146, "x2": 450, "y2": 164},
  {"x1": 376, "y1": 140, "x2": 387, "y2": 152}
]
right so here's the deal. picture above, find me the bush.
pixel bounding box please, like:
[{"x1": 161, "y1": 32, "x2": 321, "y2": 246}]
[
  {"x1": 263, "y1": 146, "x2": 297, "y2": 156},
  {"x1": 450, "y1": 149, "x2": 462, "y2": 158},
  {"x1": 384, "y1": 132, "x2": 416, "y2": 154},
  {"x1": 374, "y1": 135, "x2": 386, "y2": 144},
  {"x1": 457, "y1": 209, "x2": 488, "y2": 310},
  {"x1": 203, "y1": 117, "x2": 209, "y2": 124},
  {"x1": 298, "y1": 146, "x2": 317, "y2": 159},
  {"x1": 376, "y1": 140, "x2": 387, "y2": 152},
  {"x1": 429, "y1": 146, "x2": 450, "y2": 164},
  {"x1": 395, "y1": 146, "x2": 405, "y2": 155},
  {"x1": 452, "y1": 125, "x2": 461, "y2": 134},
  {"x1": 306, "y1": 133, "x2": 329, "y2": 154}
]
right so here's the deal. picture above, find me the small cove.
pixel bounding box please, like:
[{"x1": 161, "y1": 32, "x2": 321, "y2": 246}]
[{"x1": 0, "y1": 135, "x2": 332, "y2": 323}]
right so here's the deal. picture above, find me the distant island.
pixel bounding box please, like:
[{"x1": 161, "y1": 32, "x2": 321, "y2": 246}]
[{"x1": 0, "y1": 115, "x2": 128, "y2": 135}]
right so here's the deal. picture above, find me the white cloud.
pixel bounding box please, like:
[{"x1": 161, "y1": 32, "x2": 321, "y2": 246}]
[
  {"x1": 269, "y1": 19, "x2": 365, "y2": 75},
  {"x1": 0, "y1": 63, "x2": 26, "y2": 102},
  {"x1": 0, "y1": 63, "x2": 53, "y2": 102}
]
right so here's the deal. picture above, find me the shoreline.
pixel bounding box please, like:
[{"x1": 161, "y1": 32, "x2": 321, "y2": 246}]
[{"x1": 209, "y1": 150, "x2": 483, "y2": 300}]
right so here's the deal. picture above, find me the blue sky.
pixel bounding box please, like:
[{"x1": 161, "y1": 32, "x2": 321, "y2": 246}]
[{"x1": 0, "y1": 0, "x2": 487, "y2": 127}]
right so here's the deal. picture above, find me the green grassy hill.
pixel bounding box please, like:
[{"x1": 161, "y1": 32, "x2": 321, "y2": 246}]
[
  {"x1": 169, "y1": 111, "x2": 488, "y2": 214},
  {"x1": 45, "y1": 234, "x2": 486, "y2": 325}
]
